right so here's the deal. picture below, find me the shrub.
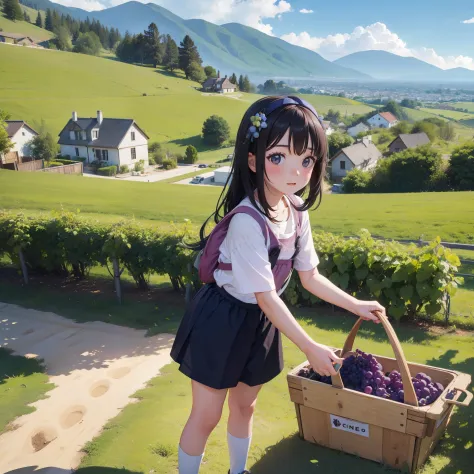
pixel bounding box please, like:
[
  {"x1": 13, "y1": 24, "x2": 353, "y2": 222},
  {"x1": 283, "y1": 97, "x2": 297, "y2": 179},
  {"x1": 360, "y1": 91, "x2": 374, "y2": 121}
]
[
  {"x1": 342, "y1": 169, "x2": 372, "y2": 193},
  {"x1": 149, "y1": 142, "x2": 162, "y2": 153},
  {"x1": 202, "y1": 115, "x2": 231, "y2": 146},
  {"x1": 176, "y1": 153, "x2": 185, "y2": 163},
  {"x1": 119, "y1": 164, "x2": 129, "y2": 174},
  {"x1": 162, "y1": 158, "x2": 177, "y2": 170},
  {"x1": 54, "y1": 158, "x2": 78, "y2": 165},
  {"x1": 48, "y1": 161, "x2": 64, "y2": 167},
  {"x1": 328, "y1": 132, "x2": 353, "y2": 158},
  {"x1": 76, "y1": 157, "x2": 87, "y2": 163},
  {"x1": 97, "y1": 165, "x2": 117, "y2": 176},
  {"x1": 148, "y1": 155, "x2": 156, "y2": 165},
  {"x1": 185, "y1": 145, "x2": 198, "y2": 164},
  {"x1": 134, "y1": 160, "x2": 145, "y2": 173},
  {"x1": 448, "y1": 141, "x2": 474, "y2": 190},
  {"x1": 412, "y1": 121, "x2": 439, "y2": 142}
]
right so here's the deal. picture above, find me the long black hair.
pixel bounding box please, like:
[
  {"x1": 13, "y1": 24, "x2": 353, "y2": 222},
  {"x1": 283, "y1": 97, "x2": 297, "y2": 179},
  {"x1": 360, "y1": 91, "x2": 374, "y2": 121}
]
[{"x1": 189, "y1": 95, "x2": 328, "y2": 251}]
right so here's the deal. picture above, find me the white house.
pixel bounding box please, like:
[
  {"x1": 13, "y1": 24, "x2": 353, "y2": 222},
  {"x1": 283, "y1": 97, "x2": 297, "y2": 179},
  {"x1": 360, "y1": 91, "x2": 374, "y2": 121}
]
[
  {"x1": 5, "y1": 121, "x2": 38, "y2": 158},
  {"x1": 322, "y1": 120, "x2": 334, "y2": 136},
  {"x1": 347, "y1": 122, "x2": 370, "y2": 138},
  {"x1": 367, "y1": 111, "x2": 398, "y2": 129},
  {"x1": 214, "y1": 166, "x2": 233, "y2": 185},
  {"x1": 58, "y1": 111, "x2": 149, "y2": 170},
  {"x1": 202, "y1": 74, "x2": 237, "y2": 94},
  {"x1": 330, "y1": 137, "x2": 382, "y2": 182}
]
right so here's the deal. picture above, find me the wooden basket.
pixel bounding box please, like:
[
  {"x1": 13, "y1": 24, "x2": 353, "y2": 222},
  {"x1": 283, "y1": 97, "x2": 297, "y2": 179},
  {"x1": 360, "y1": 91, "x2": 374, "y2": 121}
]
[{"x1": 287, "y1": 312, "x2": 472, "y2": 472}]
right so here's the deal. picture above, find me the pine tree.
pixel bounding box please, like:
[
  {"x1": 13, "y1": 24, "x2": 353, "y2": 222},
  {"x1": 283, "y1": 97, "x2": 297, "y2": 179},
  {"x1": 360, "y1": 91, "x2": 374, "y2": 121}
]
[
  {"x1": 242, "y1": 75, "x2": 251, "y2": 93},
  {"x1": 163, "y1": 35, "x2": 179, "y2": 71},
  {"x1": 23, "y1": 10, "x2": 31, "y2": 22},
  {"x1": 3, "y1": 0, "x2": 23, "y2": 21},
  {"x1": 51, "y1": 10, "x2": 60, "y2": 31},
  {"x1": 238, "y1": 74, "x2": 244, "y2": 91},
  {"x1": 230, "y1": 73, "x2": 238, "y2": 86},
  {"x1": 178, "y1": 35, "x2": 202, "y2": 79},
  {"x1": 35, "y1": 10, "x2": 43, "y2": 28},
  {"x1": 144, "y1": 23, "x2": 162, "y2": 67},
  {"x1": 45, "y1": 8, "x2": 53, "y2": 31}
]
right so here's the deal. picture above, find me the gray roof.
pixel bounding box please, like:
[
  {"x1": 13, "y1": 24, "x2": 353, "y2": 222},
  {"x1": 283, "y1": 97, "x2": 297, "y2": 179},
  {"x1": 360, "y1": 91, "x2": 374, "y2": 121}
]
[
  {"x1": 333, "y1": 142, "x2": 382, "y2": 166},
  {"x1": 58, "y1": 117, "x2": 149, "y2": 147},
  {"x1": 393, "y1": 132, "x2": 430, "y2": 149},
  {"x1": 0, "y1": 32, "x2": 33, "y2": 40},
  {"x1": 202, "y1": 77, "x2": 236, "y2": 89},
  {"x1": 5, "y1": 120, "x2": 38, "y2": 138}
]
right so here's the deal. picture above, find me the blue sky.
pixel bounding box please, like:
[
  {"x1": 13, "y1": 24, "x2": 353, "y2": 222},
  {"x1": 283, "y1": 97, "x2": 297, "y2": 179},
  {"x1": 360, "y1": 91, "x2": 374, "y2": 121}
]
[{"x1": 55, "y1": 0, "x2": 474, "y2": 69}]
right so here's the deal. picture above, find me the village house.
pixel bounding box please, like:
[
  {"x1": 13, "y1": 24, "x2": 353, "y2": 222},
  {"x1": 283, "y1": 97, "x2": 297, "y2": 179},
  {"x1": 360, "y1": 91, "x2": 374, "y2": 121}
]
[
  {"x1": 367, "y1": 111, "x2": 399, "y2": 129},
  {"x1": 388, "y1": 132, "x2": 430, "y2": 154},
  {"x1": 0, "y1": 32, "x2": 38, "y2": 47},
  {"x1": 58, "y1": 111, "x2": 149, "y2": 169},
  {"x1": 0, "y1": 120, "x2": 38, "y2": 169},
  {"x1": 322, "y1": 120, "x2": 334, "y2": 136},
  {"x1": 202, "y1": 73, "x2": 237, "y2": 93},
  {"x1": 330, "y1": 137, "x2": 382, "y2": 182},
  {"x1": 347, "y1": 122, "x2": 370, "y2": 138}
]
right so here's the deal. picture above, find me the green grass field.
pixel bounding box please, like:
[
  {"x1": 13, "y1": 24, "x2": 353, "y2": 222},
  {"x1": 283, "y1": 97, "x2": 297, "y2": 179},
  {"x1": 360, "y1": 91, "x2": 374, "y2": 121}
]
[
  {"x1": 451, "y1": 102, "x2": 474, "y2": 112},
  {"x1": 421, "y1": 108, "x2": 474, "y2": 121},
  {"x1": 75, "y1": 306, "x2": 473, "y2": 474},
  {"x1": 0, "y1": 45, "x2": 374, "y2": 161},
  {"x1": 0, "y1": 348, "x2": 54, "y2": 434},
  {"x1": 0, "y1": 8, "x2": 53, "y2": 43},
  {"x1": 1, "y1": 170, "x2": 474, "y2": 243}
]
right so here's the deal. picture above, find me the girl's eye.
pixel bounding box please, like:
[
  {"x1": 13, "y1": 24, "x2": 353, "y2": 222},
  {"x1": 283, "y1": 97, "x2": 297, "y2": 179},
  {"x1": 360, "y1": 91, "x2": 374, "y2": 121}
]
[
  {"x1": 302, "y1": 156, "x2": 316, "y2": 168},
  {"x1": 267, "y1": 153, "x2": 285, "y2": 165}
]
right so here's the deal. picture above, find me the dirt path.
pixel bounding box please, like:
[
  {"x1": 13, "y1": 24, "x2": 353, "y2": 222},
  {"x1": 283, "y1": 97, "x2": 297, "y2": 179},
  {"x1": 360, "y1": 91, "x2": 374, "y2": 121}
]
[{"x1": 0, "y1": 302, "x2": 174, "y2": 474}]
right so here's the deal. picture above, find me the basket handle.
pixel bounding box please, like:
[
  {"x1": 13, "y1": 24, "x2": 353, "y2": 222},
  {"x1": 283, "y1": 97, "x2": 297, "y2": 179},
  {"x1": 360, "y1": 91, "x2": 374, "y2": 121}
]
[
  {"x1": 331, "y1": 311, "x2": 418, "y2": 407},
  {"x1": 441, "y1": 388, "x2": 473, "y2": 407}
]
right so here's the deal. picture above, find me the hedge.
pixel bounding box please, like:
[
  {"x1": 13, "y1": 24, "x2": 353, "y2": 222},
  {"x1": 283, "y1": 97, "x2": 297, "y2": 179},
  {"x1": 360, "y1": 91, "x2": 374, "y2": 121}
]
[
  {"x1": 55, "y1": 158, "x2": 80, "y2": 165},
  {"x1": 97, "y1": 165, "x2": 118, "y2": 176},
  {"x1": 0, "y1": 212, "x2": 462, "y2": 322},
  {"x1": 47, "y1": 161, "x2": 65, "y2": 167}
]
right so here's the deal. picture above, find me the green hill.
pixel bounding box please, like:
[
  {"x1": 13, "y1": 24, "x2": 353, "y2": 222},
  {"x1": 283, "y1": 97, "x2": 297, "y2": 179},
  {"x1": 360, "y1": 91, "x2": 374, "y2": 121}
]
[
  {"x1": 0, "y1": 45, "x2": 374, "y2": 160},
  {"x1": 0, "y1": 6, "x2": 53, "y2": 43}
]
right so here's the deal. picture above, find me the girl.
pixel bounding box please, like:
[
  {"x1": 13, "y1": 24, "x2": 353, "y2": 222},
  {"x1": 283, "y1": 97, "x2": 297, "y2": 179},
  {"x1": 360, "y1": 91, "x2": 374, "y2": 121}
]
[{"x1": 170, "y1": 95, "x2": 384, "y2": 474}]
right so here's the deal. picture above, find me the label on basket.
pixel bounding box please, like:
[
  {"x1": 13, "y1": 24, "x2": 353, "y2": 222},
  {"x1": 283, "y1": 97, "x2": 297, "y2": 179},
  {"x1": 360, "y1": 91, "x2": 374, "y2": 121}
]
[{"x1": 330, "y1": 415, "x2": 369, "y2": 438}]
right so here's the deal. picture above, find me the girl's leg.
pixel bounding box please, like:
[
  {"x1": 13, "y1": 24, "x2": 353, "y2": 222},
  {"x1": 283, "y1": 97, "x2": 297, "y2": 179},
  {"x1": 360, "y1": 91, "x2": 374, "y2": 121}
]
[
  {"x1": 179, "y1": 380, "x2": 227, "y2": 473},
  {"x1": 227, "y1": 382, "x2": 262, "y2": 474}
]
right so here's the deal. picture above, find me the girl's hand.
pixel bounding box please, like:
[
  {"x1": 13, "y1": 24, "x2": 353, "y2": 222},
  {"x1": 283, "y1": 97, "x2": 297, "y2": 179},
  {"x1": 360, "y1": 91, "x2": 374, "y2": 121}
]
[
  {"x1": 352, "y1": 300, "x2": 385, "y2": 324},
  {"x1": 303, "y1": 341, "x2": 344, "y2": 377}
]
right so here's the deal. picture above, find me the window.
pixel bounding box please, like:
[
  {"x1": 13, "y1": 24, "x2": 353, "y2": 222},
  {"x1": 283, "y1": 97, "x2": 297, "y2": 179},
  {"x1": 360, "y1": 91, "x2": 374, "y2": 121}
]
[
  {"x1": 101, "y1": 150, "x2": 108, "y2": 161},
  {"x1": 22, "y1": 131, "x2": 26, "y2": 136},
  {"x1": 131, "y1": 132, "x2": 135, "y2": 141},
  {"x1": 131, "y1": 148, "x2": 136, "y2": 160},
  {"x1": 70, "y1": 131, "x2": 75, "y2": 140},
  {"x1": 92, "y1": 130, "x2": 98, "y2": 139},
  {"x1": 340, "y1": 160, "x2": 346, "y2": 170},
  {"x1": 74, "y1": 131, "x2": 81, "y2": 140},
  {"x1": 75, "y1": 147, "x2": 79, "y2": 157},
  {"x1": 95, "y1": 149, "x2": 101, "y2": 161}
]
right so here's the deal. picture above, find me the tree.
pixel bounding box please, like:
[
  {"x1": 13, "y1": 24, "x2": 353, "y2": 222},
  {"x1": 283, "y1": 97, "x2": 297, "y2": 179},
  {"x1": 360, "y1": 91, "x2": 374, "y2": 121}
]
[
  {"x1": 448, "y1": 142, "x2": 474, "y2": 190},
  {"x1": 400, "y1": 98, "x2": 421, "y2": 109},
  {"x1": 326, "y1": 108, "x2": 342, "y2": 124},
  {"x1": 412, "y1": 120, "x2": 439, "y2": 142},
  {"x1": 242, "y1": 75, "x2": 251, "y2": 93},
  {"x1": 29, "y1": 131, "x2": 59, "y2": 161},
  {"x1": 2, "y1": 0, "x2": 23, "y2": 21},
  {"x1": 23, "y1": 10, "x2": 31, "y2": 22},
  {"x1": 162, "y1": 35, "x2": 179, "y2": 71},
  {"x1": 0, "y1": 109, "x2": 13, "y2": 156},
  {"x1": 185, "y1": 145, "x2": 198, "y2": 164},
  {"x1": 35, "y1": 10, "x2": 42, "y2": 28},
  {"x1": 328, "y1": 132, "x2": 353, "y2": 157},
  {"x1": 53, "y1": 25, "x2": 72, "y2": 51},
  {"x1": 390, "y1": 121, "x2": 412, "y2": 136},
  {"x1": 439, "y1": 122, "x2": 455, "y2": 141},
  {"x1": 178, "y1": 35, "x2": 202, "y2": 79},
  {"x1": 238, "y1": 75, "x2": 245, "y2": 92},
  {"x1": 202, "y1": 115, "x2": 231, "y2": 146},
  {"x1": 342, "y1": 168, "x2": 372, "y2": 194},
  {"x1": 116, "y1": 31, "x2": 134, "y2": 62},
  {"x1": 73, "y1": 31, "x2": 101, "y2": 56},
  {"x1": 144, "y1": 23, "x2": 162, "y2": 67},
  {"x1": 45, "y1": 8, "x2": 53, "y2": 31},
  {"x1": 188, "y1": 61, "x2": 206, "y2": 83},
  {"x1": 204, "y1": 65, "x2": 216, "y2": 78},
  {"x1": 230, "y1": 72, "x2": 237, "y2": 86}
]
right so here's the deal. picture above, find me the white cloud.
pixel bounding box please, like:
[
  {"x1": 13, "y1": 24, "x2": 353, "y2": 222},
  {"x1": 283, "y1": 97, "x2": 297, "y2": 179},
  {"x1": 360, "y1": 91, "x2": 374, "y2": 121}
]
[
  {"x1": 299, "y1": 8, "x2": 313, "y2": 14},
  {"x1": 281, "y1": 22, "x2": 474, "y2": 70},
  {"x1": 462, "y1": 18, "x2": 474, "y2": 24},
  {"x1": 53, "y1": 0, "x2": 107, "y2": 11}
]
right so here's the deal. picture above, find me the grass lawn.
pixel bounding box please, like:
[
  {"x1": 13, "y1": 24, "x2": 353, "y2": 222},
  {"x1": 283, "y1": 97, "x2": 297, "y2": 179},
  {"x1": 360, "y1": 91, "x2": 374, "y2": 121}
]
[
  {"x1": 74, "y1": 304, "x2": 473, "y2": 474},
  {"x1": 0, "y1": 348, "x2": 54, "y2": 434},
  {"x1": 0, "y1": 8, "x2": 53, "y2": 43},
  {"x1": 420, "y1": 108, "x2": 474, "y2": 121},
  {"x1": 2, "y1": 171, "x2": 474, "y2": 243}
]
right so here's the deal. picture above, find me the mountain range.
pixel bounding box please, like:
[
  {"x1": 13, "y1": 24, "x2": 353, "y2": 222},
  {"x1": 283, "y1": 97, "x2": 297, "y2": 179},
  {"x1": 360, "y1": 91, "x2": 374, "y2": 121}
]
[{"x1": 20, "y1": 0, "x2": 474, "y2": 82}]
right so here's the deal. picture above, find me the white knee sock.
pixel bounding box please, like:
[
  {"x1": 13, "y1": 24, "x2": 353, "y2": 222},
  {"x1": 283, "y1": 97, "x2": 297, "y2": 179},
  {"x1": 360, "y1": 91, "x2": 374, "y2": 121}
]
[
  {"x1": 178, "y1": 445, "x2": 204, "y2": 474},
  {"x1": 228, "y1": 432, "x2": 252, "y2": 474}
]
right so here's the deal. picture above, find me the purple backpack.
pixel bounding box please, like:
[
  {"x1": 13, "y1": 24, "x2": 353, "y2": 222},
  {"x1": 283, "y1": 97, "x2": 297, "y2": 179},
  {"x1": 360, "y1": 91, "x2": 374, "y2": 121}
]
[{"x1": 195, "y1": 195, "x2": 303, "y2": 291}]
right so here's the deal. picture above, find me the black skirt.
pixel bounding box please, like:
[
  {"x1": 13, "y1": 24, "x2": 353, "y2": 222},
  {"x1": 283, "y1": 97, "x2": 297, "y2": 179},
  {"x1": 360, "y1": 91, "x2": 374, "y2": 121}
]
[{"x1": 170, "y1": 283, "x2": 284, "y2": 390}]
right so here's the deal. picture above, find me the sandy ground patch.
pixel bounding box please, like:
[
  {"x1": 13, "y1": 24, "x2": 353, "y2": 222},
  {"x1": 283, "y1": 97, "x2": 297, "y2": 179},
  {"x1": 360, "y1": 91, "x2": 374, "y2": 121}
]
[{"x1": 0, "y1": 302, "x2": 174, "y2": 474}]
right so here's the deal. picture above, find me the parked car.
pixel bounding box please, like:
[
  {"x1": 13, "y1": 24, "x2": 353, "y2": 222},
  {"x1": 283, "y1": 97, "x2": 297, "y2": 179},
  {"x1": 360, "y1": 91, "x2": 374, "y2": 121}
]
[
  {"x1": 198, "y1": 164, "x2": 208, "y2": 168},
  {"x1": 331, "y1": 184, "x2": 344, "y2": 194},
  {"x1": 191, "y1": 176, "x2": 205, "y2": 184}
]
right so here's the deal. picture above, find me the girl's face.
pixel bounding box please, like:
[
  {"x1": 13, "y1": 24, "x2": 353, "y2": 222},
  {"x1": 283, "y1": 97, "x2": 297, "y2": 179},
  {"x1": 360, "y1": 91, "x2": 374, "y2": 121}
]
[{"x1": 252, "y1": 129, "x2": 317, "y2": 195}]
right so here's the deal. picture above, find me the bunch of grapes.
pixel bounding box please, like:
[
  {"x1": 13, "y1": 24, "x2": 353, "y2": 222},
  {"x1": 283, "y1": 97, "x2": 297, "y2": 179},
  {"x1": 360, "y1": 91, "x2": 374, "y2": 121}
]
[{"x1": 297, "y1": 349, "x2": 446, "y2": 406}]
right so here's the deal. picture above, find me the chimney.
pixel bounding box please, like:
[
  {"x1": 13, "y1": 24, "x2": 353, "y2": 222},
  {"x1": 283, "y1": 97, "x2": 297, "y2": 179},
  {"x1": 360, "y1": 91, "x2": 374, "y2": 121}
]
[
  {"x1": 225, "y1": 74, "x2": 227, "y2": 79},
  {"x1": 97, "y1": 110, "x2": 103, "y2": 125},
  {"x1": 72, "y1": 111, "x2": 77, "y2": 122},
  {"x1": 217, "y1": 70, "x2": 220, "y2": 78}
]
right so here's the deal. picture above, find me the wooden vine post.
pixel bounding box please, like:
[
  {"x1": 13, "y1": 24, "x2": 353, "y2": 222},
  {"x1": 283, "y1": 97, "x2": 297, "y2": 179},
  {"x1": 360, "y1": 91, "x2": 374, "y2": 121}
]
[{"x1": 287, "y1": 311, "x2": 472, "y2": 472}]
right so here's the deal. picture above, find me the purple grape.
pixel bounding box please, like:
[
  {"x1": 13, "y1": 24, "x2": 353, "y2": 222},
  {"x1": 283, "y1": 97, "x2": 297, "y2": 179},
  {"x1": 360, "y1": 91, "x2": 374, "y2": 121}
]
[
  {"x1": 365, "y1": 371, "x2": 373, "y2": 379},
  {"x1": 376, "y1": 388, "x2": 387, "y2": 397},
  {"x1": 384, "y1": 376, "x2": 391, "y2": 385},
  {"x1": 390, "y1": 392, "x2": 399, "y2": 401},
  {"x1": 419, "y1": 379, "x2": 427, "y2": 388},
  {"x1": 364, "y1": 386, "x2": 373, "y2": 394},
  {"x1": 393, "y1": 381, "x2": 403, "y2": 391},
  {"x1": 419, "y1": 398, "x2": 427, "y2": 406},
  {"x1": 422, "y1": 387, "x2": 431, "y2": 398},
  {"x1": 435, "y1": 382, "x2": 444, "y2": 392},
  {"x1": 416, "y1": 389, "x2": 422, "y2": 397},
  {"x1": 398, "y1": 390, "x2": 405, "y2": 402},
  {"x1": 375, "y1": 377, "x2": 383, "y2": 387}
]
